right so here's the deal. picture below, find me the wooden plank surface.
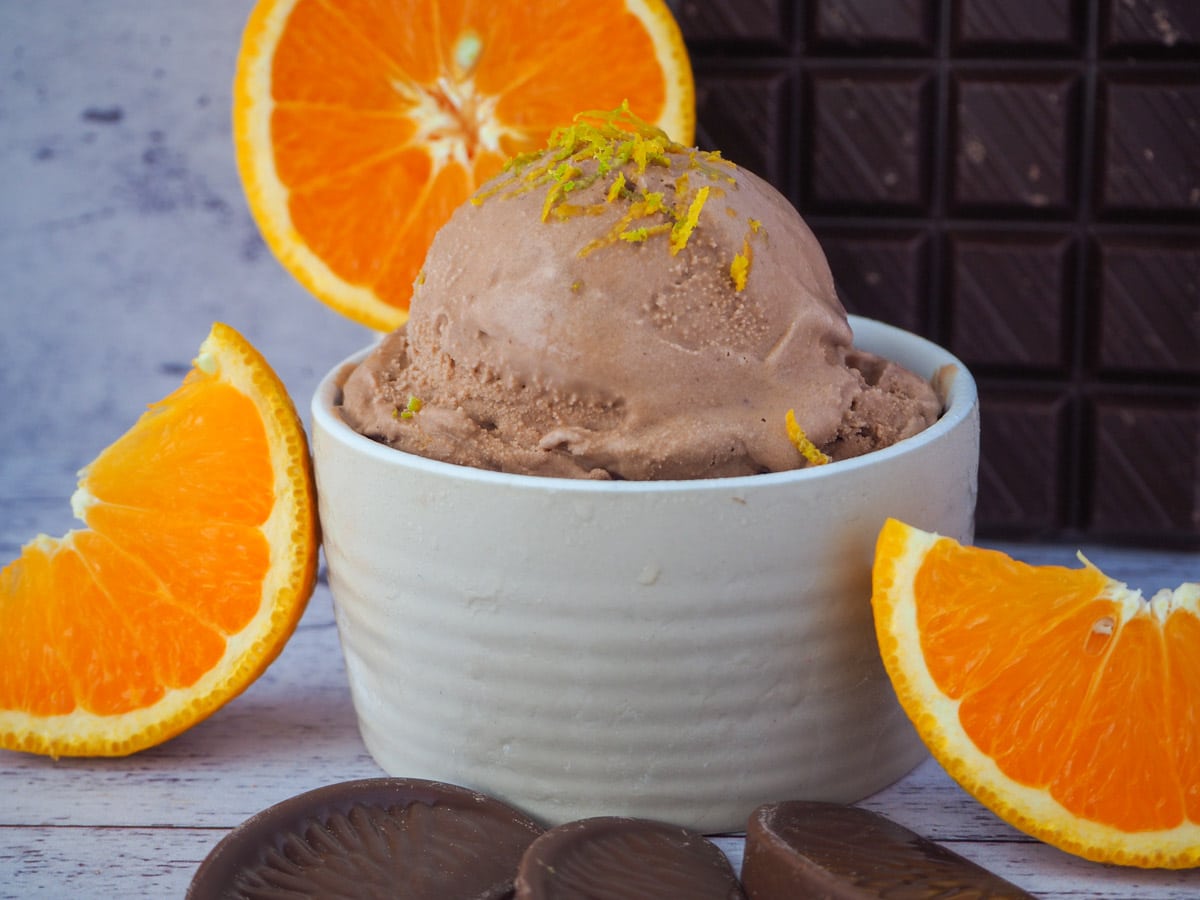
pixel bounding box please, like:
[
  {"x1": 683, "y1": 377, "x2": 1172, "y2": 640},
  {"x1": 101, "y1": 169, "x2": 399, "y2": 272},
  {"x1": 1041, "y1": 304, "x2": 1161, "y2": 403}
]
[{"x1": 2, "y1": 550, "x2": 1198, "y2": 898}]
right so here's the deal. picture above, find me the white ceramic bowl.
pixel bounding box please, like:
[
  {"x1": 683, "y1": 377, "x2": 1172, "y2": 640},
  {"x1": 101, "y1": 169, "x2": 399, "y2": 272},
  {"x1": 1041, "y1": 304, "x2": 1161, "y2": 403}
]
[{"x1": 311, "y1": 316, "x2": 979, "y2": 833}]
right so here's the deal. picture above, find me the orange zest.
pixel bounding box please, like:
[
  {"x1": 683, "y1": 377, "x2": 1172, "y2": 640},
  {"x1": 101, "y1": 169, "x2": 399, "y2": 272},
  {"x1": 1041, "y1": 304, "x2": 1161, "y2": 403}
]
[
  {"x1": 233, "y1": 0, "x2": 695, "y2": 331},
  {"x1": 785, "y1": 409, "x2": 830, "y2": 467},
  {"x1": 0, "y1": 323, "x2": 319, "y2": 758},
  {"x1": 871, "y1": 517, "x2": 1200, "y2": 868},
  {"x1": 475, "y1": 102, "x2": 747, "y2": 283}
]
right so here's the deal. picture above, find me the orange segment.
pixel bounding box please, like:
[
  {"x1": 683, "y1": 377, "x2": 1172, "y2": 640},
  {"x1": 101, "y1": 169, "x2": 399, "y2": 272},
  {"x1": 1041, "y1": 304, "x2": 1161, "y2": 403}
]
[
  {"x1": 234, "y1": 0, "x2": 695, "y2": 331},
  {"x1": 82, "y1": 505, "x2": 272, "y2": 636},
  {"x1": 70, "y1": 531, "x2": 228, "y2": 693},
  {"x1": 0, "y1": 323, "x2": 318, "y2": 758},
  {"x1": 0, "y1": 543, "x2": 73, "y2": 717},
  {"x1": 872, "y1": 517, "x2": 1200, "y2": 869},
  {"x1": 79, "y1": 377, "x2": 274, "y2": 521}
]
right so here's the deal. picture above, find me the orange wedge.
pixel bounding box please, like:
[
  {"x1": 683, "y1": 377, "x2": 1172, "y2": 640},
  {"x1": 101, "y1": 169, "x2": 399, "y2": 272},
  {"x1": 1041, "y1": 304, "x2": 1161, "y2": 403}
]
[
  {"x1": 233, "y1": 0, "x2": 695, "y2": 331},
  {"x1": 0, "y1": 323, "x2": 318, "y2": 758},
  {"x1": 871, "y1": 518, "x2": 1200, "y2": 868}
]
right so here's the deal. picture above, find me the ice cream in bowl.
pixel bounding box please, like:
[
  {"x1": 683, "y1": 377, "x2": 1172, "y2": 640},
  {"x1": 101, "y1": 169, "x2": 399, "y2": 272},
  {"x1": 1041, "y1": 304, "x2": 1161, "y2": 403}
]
[{"x1": 311, "y1": 108, "x2": 979, "y2": 833}]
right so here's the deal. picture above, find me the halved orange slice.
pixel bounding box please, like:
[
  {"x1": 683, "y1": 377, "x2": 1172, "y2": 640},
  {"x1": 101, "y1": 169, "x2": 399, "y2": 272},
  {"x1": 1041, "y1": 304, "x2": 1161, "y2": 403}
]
[
  {"x1": 0, "y1": 323, "x2": 318, "y2": 757},
  {"x1": 233, "y1": 0, "x2": 695, "y2": 331},
  {"x1": 872, "y1": 517, "x2": 1200, "y2": 869}
]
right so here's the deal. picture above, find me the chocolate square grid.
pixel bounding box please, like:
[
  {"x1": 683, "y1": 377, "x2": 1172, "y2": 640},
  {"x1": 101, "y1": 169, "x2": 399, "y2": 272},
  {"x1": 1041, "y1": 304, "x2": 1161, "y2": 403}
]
[
  {"x1": 686, "y1": 0, "x2": 1200, "y2": 544},
  {"x1": 1088, "y1": 399, "x2": 1200, "y2": 539},
  {"x1": 948, "y1": 231, "x2": 1074, "y2": 371},
  {"x1": 977, "y1": 391, "x2": 1070, "y2": 534},
  {"x1": 953, "y1": 0, "x2": 1081, "y2": 54},
  {"x1": 819, "y1": 228, "x2": 932, "y2": 332},
  {"x1": 807, "y1": 71, "x2": 933, "y2": 212},
  {"x1": 952, "y1": 72, "x2": 1081, "y2": 215},
  {"x1": 1097, "y1": 76, "x2": 1200, "y2": 215},
  {"x1": 1094, "y1": 236, "x2": 1200, "y2": 375},
  {"x1": 672, "y1": 0, "x2": 791, "y2": 46},
  {"x1": 1101, "y1": 0, "x2": 1200, "y2": 54},
  {"x1": 694, "y1": 68, "x2": 793, "y2": 189},
  {"x1": 809, "y1": 0, "x2": 936, "y2": 53}
]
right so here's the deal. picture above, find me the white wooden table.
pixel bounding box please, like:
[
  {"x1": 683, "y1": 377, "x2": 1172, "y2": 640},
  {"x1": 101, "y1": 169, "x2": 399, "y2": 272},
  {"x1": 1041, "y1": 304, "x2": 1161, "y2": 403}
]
[{"x1": 0, "y1": 541, "x2": 1195, "y2": 898}]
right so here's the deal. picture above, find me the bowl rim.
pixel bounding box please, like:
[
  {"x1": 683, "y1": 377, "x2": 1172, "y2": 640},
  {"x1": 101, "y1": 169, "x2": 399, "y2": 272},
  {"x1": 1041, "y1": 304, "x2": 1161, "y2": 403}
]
[{"x1": 311, "y1": 315, "x2": 978, "y2": 494}]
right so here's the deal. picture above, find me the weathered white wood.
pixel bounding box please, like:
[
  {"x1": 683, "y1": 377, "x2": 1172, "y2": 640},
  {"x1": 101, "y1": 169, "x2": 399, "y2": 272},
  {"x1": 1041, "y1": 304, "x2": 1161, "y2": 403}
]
[
  {"x1": 1, "y1": 826, "x2": 225, "y2": 899},
  {"x1": 4, "y1": 581, "x2": 1200, "y2": 897},
  {"x1": 1, "y1": 588, "x2": 383, "y2": 831}
]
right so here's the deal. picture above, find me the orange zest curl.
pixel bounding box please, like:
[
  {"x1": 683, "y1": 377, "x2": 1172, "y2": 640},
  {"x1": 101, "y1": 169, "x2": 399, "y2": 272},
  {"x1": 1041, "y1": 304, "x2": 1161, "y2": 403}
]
[
  {"x1": 786, "y1": 409, "x2": 831, "y2": 466},
  {"x1": 670, "y1": 185, "x2": 709, "y2": 255},
  {"x1": 730, "y1": 240, "x2": 752, "y2": 292}
]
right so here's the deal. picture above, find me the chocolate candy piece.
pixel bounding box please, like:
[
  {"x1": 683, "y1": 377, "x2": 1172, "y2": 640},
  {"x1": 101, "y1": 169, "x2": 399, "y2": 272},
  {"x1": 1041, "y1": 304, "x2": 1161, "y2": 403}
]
[
  {"x1": 188, "y1": 777, "x2": 544, "y2": 900},
  {"x1": 742, "y1": 801, "x2": 1034, "y2": 899},
  {"x1": 514, "y1": 817, "x2": 745, "y2": 899}
]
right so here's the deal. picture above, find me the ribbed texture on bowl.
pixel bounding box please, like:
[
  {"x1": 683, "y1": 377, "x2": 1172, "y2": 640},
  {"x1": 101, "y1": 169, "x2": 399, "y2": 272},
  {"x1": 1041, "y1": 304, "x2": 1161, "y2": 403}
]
[{"x1": 313, "y1": 317, "x2": 978, "y2": 832}]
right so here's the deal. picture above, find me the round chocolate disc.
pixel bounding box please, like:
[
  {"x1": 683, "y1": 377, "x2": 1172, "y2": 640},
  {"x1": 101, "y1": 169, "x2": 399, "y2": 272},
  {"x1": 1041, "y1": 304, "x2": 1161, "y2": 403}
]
[
  {"x1": 188, "y1": 777, "x2": 545, "y2": 900},
  {"x1": 742, "y1": 801, "x2": 1035, "y2": 899},
  {"x1": 513, "y1": 816, "x2": 744, "y2": 899}
]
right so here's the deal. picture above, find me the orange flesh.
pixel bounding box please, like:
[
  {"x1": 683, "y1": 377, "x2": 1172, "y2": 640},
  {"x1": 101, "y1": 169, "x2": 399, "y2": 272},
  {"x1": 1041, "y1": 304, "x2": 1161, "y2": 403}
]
[
  {"x1": 1167, "y1": 610, "x2": 1200, "y2": 823},
  {"x1": 267, "y1": 0, "x2": 668, "y2": 312},
  {"x1": 0, "y1": 372, "x2": 273, "y2": 718},
  {"x1": 83, "y1": 376, "x2": 274, "y2": 521},
  {"x1": 914, "y1": 539, "x2": 1197, "y2": 832}
]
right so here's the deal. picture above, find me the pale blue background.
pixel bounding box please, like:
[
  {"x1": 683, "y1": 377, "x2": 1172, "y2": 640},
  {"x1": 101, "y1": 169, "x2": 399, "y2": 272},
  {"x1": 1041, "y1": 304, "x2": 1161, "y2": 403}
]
[{"x1": 1, "y1": 2, "x2": 374, "y2": 550}]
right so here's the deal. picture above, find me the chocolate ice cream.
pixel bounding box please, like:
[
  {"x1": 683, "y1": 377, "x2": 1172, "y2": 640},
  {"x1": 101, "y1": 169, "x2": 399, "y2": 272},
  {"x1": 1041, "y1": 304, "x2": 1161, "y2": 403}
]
[{"x1": 340, "y1": 105, "x2": 939, "y2": 479}]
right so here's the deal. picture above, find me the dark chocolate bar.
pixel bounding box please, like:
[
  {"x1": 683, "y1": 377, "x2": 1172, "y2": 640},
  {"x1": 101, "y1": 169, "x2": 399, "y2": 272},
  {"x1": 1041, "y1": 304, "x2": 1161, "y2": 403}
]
[{"x1": 675, "y1": 0, "x2": 1200, "y2": 547}]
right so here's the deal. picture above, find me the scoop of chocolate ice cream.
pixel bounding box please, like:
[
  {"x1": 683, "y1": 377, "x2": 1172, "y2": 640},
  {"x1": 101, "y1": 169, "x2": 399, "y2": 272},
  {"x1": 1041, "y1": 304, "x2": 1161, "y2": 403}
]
[{"x1": 340, "y1": 107, "x2": 939, "y2": 479}]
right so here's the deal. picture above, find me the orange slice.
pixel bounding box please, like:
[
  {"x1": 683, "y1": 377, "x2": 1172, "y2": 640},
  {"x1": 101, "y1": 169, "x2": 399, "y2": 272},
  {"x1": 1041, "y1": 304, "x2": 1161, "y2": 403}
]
[
  {"x1": 233, "y1": 0, "x2": 695, "y2": 332},
  {"x1": 871, "y1": 517, "x2": 1200, "y2": 868},
  {"x1": 0, "y1": 323, "x2": 318, "y2": 758}
]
